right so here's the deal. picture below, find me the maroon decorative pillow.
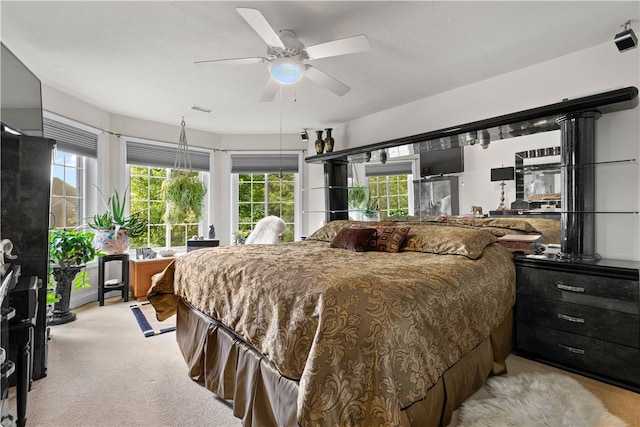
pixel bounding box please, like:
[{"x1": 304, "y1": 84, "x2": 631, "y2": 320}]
[
  {"x1": 370, "y1": 226, "x2": 411, "y2": 252},
  {"x1": 330, "y1": 227, "x2": 377, "y2": 252},
  {"x1": 351, "y1": 225, "x2": 411, "y2": 253}
]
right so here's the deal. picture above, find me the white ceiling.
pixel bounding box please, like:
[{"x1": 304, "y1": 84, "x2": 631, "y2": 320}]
[{"x1": 1, "y1": 1, "x2": 638, "y2": 135}]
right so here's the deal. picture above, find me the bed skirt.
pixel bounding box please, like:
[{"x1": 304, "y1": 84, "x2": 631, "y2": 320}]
[{"x1": 176, "y1": 298, "x2": 513, "y2": 427}]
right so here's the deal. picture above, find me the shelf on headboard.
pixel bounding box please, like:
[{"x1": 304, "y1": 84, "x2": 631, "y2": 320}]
[{"x1": 305, "y1": 86, "x2": 638, "y2": 164}]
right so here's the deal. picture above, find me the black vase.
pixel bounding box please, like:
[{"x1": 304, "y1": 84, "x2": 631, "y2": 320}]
[
  {"x1": 324, "y1": 128, "x2": 334, "y2": 152},
  {"x1": 50, "y1": 265, "x2": 83, "y2": 325},
  {"x1": 315, "y1": 130, "x2": 324, "y2": 154}
]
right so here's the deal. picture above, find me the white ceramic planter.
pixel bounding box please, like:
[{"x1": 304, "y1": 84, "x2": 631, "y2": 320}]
[{"x1": 93, "y1": 229, "x2": 131, "y2": 255}]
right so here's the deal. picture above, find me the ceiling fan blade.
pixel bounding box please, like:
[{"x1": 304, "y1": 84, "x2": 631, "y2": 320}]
[
  {"x1": 259, "y1": 77, "x2": 280, "y2": 102},
  {"x1": 194, "y1": 57, "x2": 267, "y2": 67},
  {"x1": 305, "y1": 34, "x2": 371, "y2": 60},
  {"x1": 236, "y1": 8, "x2": 285, "y2": 48},
  {"x1": 304, "y1": 65, "x2": 351, "y2": 96}
]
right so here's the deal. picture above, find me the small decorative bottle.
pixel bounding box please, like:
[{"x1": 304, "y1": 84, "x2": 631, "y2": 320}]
[
  {"x1": 315, "y1": 130, "x2": 325, "y2": 155},
  {"x1": 324, "y1": 128, "x2": 334, "y2": 152}
]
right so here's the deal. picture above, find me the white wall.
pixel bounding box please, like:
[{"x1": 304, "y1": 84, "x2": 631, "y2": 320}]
[{"x1": 332, "y1": 42, "x2": 639, "y2": 149}]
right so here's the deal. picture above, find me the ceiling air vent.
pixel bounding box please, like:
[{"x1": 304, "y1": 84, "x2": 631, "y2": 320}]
[{"x1": 190, "y1": 105, "x2": 213, "y2": 114}]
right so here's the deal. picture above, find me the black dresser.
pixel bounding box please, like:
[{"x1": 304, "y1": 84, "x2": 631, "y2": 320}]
[{"x1": 514, "y1": 254, "x2": 640, "y2": 392}]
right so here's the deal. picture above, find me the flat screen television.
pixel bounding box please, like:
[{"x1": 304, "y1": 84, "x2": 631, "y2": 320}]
[
  {"x1": 1, "y1": 43, "x2": 43, "y2": 137},
  {"x1": 490, "y1": 166, "x2": 515, "y2": 181},
  {"x1": 419, "y1": 147, "x2": 464, "y2": 177}
]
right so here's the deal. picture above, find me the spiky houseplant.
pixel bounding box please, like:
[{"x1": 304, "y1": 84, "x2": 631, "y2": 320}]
[
  {"x1": 363, "y1": 196, "x2": 380, "y2": 220},
  {"x1": 89, "y1": 187, "x2": 147, "y2": 237},
  {"x1": 48, "y1": 229, "x2": 100, "y2": 324},
  {"x1": 88, "y1": 187, "x2": 147, "y2": 254}
]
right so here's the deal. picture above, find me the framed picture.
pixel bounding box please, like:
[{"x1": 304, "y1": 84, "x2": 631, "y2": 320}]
[{"x1": 413, "y1": 175, "x2": 460, "y2": 216}]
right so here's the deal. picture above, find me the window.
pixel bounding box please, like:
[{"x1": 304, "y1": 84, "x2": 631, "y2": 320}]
[
  {"x1": 237, "y1": 173, "x2": 295, "y2": 242},
  {"x1": 231, "y1": 152, "x2": 301, "y2": 243},
  {"x1": 51, "y1": 150, "x2": 85, "y2": 228},
  {"x1": 125, "y1": 137, "x2": 212, "y2": 249},
  {"x1": 45, "y1": 114, "x2": 98, "y2": 230},
  {"x1": 129, "y1": 166, "x2": 203, "y2": 249},
  {"x1": 363, "y1": 160, "x2": 414, "y2": 218},
  {"x1": 367, "y1": 175, "x2": 410, "y2": 218}
]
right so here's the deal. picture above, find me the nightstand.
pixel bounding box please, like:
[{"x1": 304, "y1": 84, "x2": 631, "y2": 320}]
[
  {"x1": 129, "y1": 257, "x2": 176, "y2": 301},
  {"x1": 514, "y1": 254, "x2": 640, "y2": 392}
]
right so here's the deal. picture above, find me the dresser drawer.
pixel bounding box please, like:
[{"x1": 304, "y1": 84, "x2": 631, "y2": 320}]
[
  {"x1": 516, "y1": 324, "x2": 640, "y2": 388},
  {"x1": 516, "y1": 267, "x2": 639, "y2": 314},
  {"x1": 517, "y1": 295, "x2": 639, "y2": 348}
]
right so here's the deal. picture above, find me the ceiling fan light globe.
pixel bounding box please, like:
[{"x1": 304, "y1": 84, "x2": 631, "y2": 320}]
[{"x1": 269, "y1": 58, "x2": 305, "y2": 84}]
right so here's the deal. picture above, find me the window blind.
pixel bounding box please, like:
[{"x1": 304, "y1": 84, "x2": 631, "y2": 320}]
[
  {"x1": 126, "y1": 140, "x2": 210, "y2": 172},
  {"x1": 365, "y1": 161, "x2": 413, "y2": 177},
  {"x1": 43, "y1": 117, "x2": 98, "y2": 158},
  {"x1": 230, "y1": 153, "x2": 299, "y2": 174}
]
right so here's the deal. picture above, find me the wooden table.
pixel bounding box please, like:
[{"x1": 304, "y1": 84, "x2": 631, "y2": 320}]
[{"x1": 128, "y1": 257, "x2": 175, "y2": 301}]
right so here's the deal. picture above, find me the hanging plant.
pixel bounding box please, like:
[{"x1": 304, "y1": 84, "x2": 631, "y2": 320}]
[
  {"x1": 161, "y1": 118, "x2": 207, "y2": 224},
  {"x1": 161, "y1": 174, "x2": 207, "y2": 224},
  {"x1": 348, "y1": 185, "x2": 368, "y2": 210},
  {"x1": 348, "y1": 164, "x2": 368, "y2": 211}
]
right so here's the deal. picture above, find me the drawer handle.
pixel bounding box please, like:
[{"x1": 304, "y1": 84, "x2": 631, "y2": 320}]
[
  {"x1": 557, "y1": 313, "x2": 585, "y2": 323},
  {"x1": 556, "y1": 282, "x2": 585, "y2": 293},
  {"x1": 558, "y1": 343, "x2": 585, "y2": 355}
]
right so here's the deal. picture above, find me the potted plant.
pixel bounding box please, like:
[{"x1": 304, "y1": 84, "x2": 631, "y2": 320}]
[
  {"x1": 362, "y1": 196, "x2": 380, "y2": 221},
  {"x1": 88, "y1": 187, "x2": 147, "y2": 255},
  {"x1": 161, "y1": 171, "x2": 207, "y2": 224},
  {"x1": 48, "y1": 229, "x2": 100, "y2": 325},
  {"x1": 348, "y1": 185, "x2": 369, "y2": 220},
  {"x1": 348, "y1": 185, "x2": 368, "y2": 210},
  {"x1": 232, "y1": 229, "x2": 249, "y2": 245}
]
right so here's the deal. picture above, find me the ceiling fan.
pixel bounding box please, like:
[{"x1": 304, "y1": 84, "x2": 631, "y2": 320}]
[{"x1": 194, "y1": 8, "x2": 371, "y2": 102}]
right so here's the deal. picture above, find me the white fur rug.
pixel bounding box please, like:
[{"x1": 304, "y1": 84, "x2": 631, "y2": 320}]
[{"x1": 458, "y1": 373, "x2": 626, "y2": 427}]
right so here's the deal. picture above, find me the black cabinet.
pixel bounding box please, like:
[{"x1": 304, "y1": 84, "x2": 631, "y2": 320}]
[
  {"x1": 1, "y1": 267, "x2": 18, "y2": 425},
  {"x1": 514, "y1": 255, "x2": 640, "y2": 392},
  {"x1": 1, "y1": 132, "x2": 55, "y2": 382}
]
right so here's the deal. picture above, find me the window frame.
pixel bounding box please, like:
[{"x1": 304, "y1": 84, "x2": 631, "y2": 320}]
[
  {"x1": 123, "y1": 135, "x2": 214, "y2": 250},
  {"x1": 367, "y1": 174, "x2": 413, "y2": 218},
  {"x1": 350, "y1": 158, "x2": 418, "y2": 219},
  {"x1": 128, "y1": 165, "x2": 207, "y2": 249},
  {"x1": 50, "y1": 150, "x2": 86, "y2": 229},
  {"x1": 45, "y1": 111, "x2": 100, "y2": 230},
  {"x1": 230, "y1": 150, "x2": 302, "y2": 242}
]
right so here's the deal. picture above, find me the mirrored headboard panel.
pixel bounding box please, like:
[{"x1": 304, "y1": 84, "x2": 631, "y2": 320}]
[
  {"x1": 515, "y1": 146, "x2": 561, "y2": 210},
  {"x1": 306, "y1": 86, "x2": 639, "y2": 261}
]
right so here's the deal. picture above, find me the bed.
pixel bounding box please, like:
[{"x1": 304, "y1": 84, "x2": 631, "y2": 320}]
[{"x1": 148, "y1": 218, "x2": 557, "y2": 426}]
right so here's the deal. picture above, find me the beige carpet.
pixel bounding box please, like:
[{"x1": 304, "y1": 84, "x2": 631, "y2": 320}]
[
  {"x1": 16, "y1": 298, "x2": 240, "y2": 427},
  {"x1": 10, "y1": 298, "x2": 639, "y2": 427}
]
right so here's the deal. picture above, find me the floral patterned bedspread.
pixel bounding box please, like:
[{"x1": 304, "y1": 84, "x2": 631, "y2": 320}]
[{"x1": 149, "y1": 236, "x2": 515, "y2": 427}]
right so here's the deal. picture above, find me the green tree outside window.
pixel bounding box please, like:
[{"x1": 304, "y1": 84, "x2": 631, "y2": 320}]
[
  {"x1": 237, "y1": 173, "x2": 295, "y2": 243},
  {"x1": 130, "y1": 166, "x2": 203, "y2": 248},
  {"x1": 367, "y1": 175, "x2": 409, "y2": 218}
]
